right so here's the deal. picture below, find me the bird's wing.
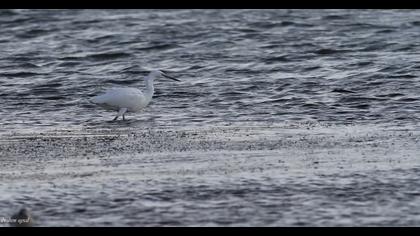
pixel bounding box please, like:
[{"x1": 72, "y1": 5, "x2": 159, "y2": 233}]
[{"x1": 91, "y1": 88, "x2": 145, "y2": 109}]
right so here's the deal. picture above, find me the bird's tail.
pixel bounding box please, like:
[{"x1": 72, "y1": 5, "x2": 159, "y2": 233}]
[
  {"x1": 89, "y1": 94, "x2": 108, "y2": 105},
  {"x1": 89, "y1": 96, "x2": 100, "y2": 104}
]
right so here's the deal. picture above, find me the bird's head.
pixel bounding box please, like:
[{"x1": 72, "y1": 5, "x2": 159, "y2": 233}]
[{"x1": 148, "y1": 70, "x2": 180, "y2": 82}]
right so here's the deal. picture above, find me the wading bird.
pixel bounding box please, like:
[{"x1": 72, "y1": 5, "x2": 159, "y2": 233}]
[{"x1": 90, "y1": 70, "x2": 180, "y2": 121}]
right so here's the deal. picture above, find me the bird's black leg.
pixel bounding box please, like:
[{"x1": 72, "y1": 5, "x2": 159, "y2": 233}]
[
  {"x1": 113, "y1": 115, "x2": 118, "y2": 121},
  {"x1": 115, "y1": 108, "x2": 128, "y2": 121}
]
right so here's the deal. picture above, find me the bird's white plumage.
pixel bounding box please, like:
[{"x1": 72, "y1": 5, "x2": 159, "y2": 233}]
[
  {"x1": 91, "y1": 87, "x2": 151, "y2": 112},
  {"x1": 90, "y1": 70, "x2": 179, "y2": 120}
]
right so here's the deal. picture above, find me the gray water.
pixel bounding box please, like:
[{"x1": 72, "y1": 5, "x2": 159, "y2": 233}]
[{"x1": 0, "y1": 9, "x2": 420, "y2": 226}]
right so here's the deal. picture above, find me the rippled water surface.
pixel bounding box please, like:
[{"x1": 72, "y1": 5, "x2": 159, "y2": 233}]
[{"x1": 1, "y1": 9, "x2": 420, "y2": 226}]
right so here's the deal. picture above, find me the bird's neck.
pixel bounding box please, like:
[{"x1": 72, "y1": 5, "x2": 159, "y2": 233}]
[{"x1": 144, "y1": 77, "x2": 154, "y2": 99}]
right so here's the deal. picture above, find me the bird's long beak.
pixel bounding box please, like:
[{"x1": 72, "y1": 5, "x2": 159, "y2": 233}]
[{"x1": 162, "y1": 73, "x2": 180, "y2": 82}]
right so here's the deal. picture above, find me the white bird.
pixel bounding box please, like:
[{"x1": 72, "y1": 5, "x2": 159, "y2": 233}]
[{"x1": 90, "y1": 70, "x2": 180, "y2": 121}]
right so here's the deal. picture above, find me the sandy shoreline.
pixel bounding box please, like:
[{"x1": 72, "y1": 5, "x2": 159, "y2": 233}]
[{"x1": 1, "y1": 124, "x2": 420, "y2": 226}]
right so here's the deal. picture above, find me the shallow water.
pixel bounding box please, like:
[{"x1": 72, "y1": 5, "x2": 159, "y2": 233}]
[
  {"x1": 1, "y1": 9, "x2": 420, "y2": 132},
  {"x1": 1, "y1": 9, "x2": 420, "y2": 226}
]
